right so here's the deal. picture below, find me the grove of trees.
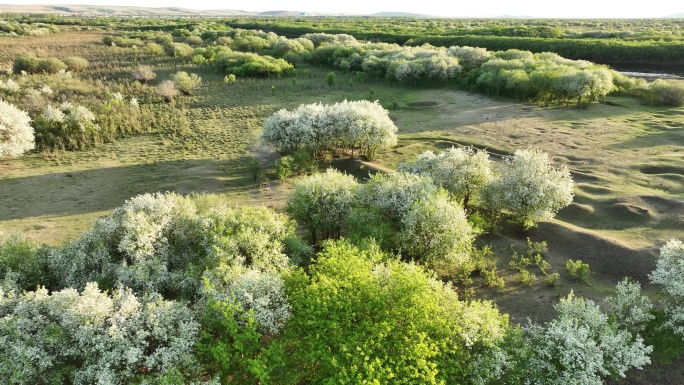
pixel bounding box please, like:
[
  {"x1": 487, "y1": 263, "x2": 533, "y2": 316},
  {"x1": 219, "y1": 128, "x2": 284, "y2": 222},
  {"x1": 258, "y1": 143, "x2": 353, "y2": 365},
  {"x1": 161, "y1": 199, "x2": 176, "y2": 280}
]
[
  {"x1": 0, "y1": 190, "x2": 671, "y2": 384},
  {"x1": 261, "y1": 100, "x2": 398, "y2": 159}
]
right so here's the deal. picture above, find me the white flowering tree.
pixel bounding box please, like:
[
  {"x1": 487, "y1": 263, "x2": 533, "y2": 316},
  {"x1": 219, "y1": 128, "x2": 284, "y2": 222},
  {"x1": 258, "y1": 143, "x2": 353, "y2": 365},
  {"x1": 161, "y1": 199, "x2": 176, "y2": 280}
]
[
  {"x1": 382, "y1": 46, "x2": 462, "y2": 85},
  {"x1": 359, "y1": 171, "x2": 438, "y2": 222},
  {"x1": 48, "y1": 192, "x2": 296, "y2": 299},
  {"x1": 0, "y1": 99, "x2": 34, "y2": 157},
  {"x1": 485, "y1": 149, "x2": 574, "y2": 228},
  {"x1": 650, "y1": 239, "x2": 684, "y2": 337},
  {"x1": 400, "y1": 192, "x2": 474, "y2": 268},
  {"x1": 287, "y1": 169, "x2": 359, "y2": 244},
  {"x1": 399, "y1": 147, "x2": 493, "y2": 211},
  {"x1": 0, "y1": 283, "x2": 201, "y2": 384},
  {"x1": 261, "y1": 100, "x2": 397, "y2": 160},
  {"x1": 202, "y1": 266, "x2": 291, "y2": 335},
  {"x1": 475, "y1": 292, "x2": 652, "y2": 385},
  {"x1": 606, "y1": 278, "x2": 654, "y2": 333},
  {"x1": 522, "y1": 293, "x2": 652, "y2": 385}
]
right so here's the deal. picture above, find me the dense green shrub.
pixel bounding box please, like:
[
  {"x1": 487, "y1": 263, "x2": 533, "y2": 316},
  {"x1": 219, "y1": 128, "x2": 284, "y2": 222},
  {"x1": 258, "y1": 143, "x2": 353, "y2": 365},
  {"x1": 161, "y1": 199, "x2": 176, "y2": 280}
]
[
  {"x1": 645, "y1": 79, "x2": 684, "y2": 106},
  {"x1": 0, "y1": 236, "x2": 46, "y2": 291},
  {"x1": 214, "y1": 51, "x2": 295, "y2": 77},
  {"x1": 566, "y1": 259, "x2": 591, "y2": 283},
  {"x1": 62, "y1": 56, "x2": 89, "y2": 72},
  {"x1": 12, "y1": 54, "x2": 66, "y2": 74},
  {"x1": 172, "y1": 71, "x2": 202, "y2": 95},
  {"x1": 163, "y1": 42, "x2": 194, "y2": 57},
  {"x1": 271, "y1": 240, "x2": 508, "y2": 384},
  {"x1": 232, "y1": 35, "x2": 271, "y2": 52},
  {"x1": 184, "y1": 35, "x2": 204, "y2": 46},
  {"x1": 145, "y1": 42, "x2": 165, "y2": 55}
]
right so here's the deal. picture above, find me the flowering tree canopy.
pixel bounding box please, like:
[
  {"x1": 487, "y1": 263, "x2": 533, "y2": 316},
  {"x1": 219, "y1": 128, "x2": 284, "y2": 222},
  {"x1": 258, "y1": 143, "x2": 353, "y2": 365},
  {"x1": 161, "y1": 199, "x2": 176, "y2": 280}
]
[
  {"x1": 0, "y1": 99, "x2": 34, "y2": 157},
  {"x1": 261, "y1": 100, "x2": 398, "y2": 159}
]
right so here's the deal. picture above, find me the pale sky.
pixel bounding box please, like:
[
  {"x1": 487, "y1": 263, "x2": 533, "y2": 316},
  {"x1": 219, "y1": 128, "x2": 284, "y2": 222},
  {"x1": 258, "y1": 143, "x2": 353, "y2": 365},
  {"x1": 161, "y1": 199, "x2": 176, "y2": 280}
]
[{"x1": 4, "y1": 0, "x2": 683, "y2": 18}]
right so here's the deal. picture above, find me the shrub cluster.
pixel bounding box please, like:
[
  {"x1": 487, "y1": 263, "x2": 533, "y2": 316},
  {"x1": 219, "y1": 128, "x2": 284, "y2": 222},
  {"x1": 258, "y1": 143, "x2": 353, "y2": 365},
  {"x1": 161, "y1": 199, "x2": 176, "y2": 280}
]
[
  {"x1": 0, "y1": 188, "x2": 662, "y2": 384},
  {"x1": 401, "y1": 147, "x2": 574, "y2": 228},
  {"x1": 214, "y1": 51, "x2": 295, "y2": 77},
  {"x1": 12, "y1": 54, "x2": 67, "y2": 75},
  {"x1": 262, "y1": 100, "x2": 398, "y2": 160},
  {"x1": 47, "y1": 192, "x2": 297, "y2": 299},
  {"x1": 0, "y1": 284, "x2": 201, "y2": 384},
  {"x1": 287, "y1": 169, "x2": 473, "y2": 272}
]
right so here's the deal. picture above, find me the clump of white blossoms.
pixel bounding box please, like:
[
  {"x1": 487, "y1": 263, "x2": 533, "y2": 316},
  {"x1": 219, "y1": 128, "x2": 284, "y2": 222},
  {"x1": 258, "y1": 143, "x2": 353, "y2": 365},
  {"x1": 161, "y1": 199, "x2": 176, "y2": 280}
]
[
  {"x1": 0, "y1": 78, "x2": 21, "y2": 93},
  {"x1": 484, "y1": 148, "x2": 574, "y2": 228},
  {"x1": 650, "y1": 239, "x2": 684, "y2": 337},
  {"x1": 0, "y1": 282, "x2": 200, "y2": 384},
  {"x1": 262, "y1": 100, "x2": 398, "y2": 160},
  {"x1": 42, "y1": 104, "x2": 65, "y2": 123},
  {"x1": 0, "y1": 99, "x2": 34, "y2": 157}
]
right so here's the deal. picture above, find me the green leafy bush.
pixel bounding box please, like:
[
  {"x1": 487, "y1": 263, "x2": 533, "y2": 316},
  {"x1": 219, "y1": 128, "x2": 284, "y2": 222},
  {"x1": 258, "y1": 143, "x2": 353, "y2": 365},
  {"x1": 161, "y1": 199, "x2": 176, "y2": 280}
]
[
  {"x1": 172, "y1": 71, "x2": 202, "y2": 95},
  {"x1": 0, "y1": 236, "x2": 46, "y2": 291},
  {"x1": 13, "y1": 54, "x2": 66, "y2": 74},
  {"x1": 566, "y1": 259, "x2": 591, "y2": 283},
  {"x1": 145, "y1": 42, "x2": 164, "y2": 55},
  {"x1": 271, "y1": 240, "x2": 509, "y2": 384},
  {"x1": 646, "y1": 79, "x2": 684, "y2": 106},
  {"x1": 214, "y1": 51, "x2": 295, "y2": 77},
  {"x1": 163, "y1": 42, "x2": 194, "y2": 57},
  {"x1": 62, "y1": 56, "x2": 89, "y2": 72}
]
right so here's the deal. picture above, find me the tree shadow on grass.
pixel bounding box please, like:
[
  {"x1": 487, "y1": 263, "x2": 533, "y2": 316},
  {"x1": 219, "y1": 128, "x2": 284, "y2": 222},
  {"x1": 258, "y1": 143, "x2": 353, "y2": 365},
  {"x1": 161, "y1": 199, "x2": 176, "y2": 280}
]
[{"x1": 0, "y1": 157, "x2": 260, "y2": 221}]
